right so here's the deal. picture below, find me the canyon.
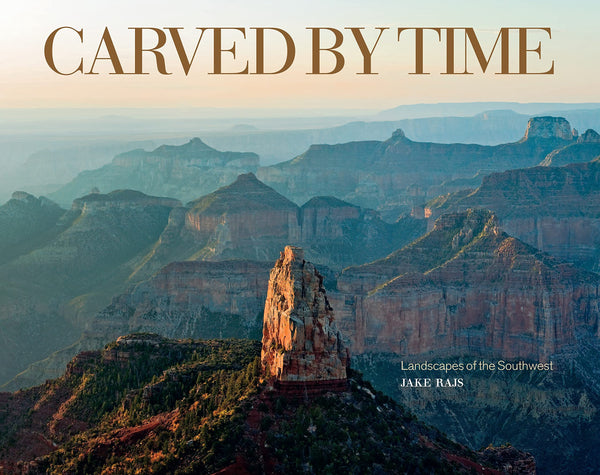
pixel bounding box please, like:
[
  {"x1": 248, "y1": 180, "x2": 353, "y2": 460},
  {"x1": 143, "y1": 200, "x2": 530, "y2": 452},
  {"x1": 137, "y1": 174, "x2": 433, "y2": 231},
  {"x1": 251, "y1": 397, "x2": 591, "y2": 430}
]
[
  {"x1": 2, "y1": 115, "x2": 600, "y2": 472},
  {"x1": 0, "y1": 174, "x2": 422, "y2": 388},
  {"x1": 426, "y1": 158, "x2": 600, "y2": 273},
  {"x1": 0, "y1": 250, "x2": 535, "y2": 474}
]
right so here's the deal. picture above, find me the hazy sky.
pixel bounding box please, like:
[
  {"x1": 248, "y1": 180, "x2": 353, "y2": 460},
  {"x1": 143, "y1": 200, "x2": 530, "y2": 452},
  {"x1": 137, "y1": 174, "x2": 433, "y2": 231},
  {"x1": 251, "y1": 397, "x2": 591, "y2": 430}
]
[{"x1": 1, "y1": 0, "x2": 599, "y2": 109}]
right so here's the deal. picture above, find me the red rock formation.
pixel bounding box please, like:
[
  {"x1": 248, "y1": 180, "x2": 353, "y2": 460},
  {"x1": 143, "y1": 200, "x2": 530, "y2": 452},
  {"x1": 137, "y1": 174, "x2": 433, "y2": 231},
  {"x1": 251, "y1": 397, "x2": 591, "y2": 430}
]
[
  {"x1": 334, "y1": 210, "x2": 600, "y2": 361},
  {"x1": 261, "y1": 246, "x2": 349, "y2": 385},
  {"x1": 426, "y1": 159, "x2": 600, "y2": 272}
]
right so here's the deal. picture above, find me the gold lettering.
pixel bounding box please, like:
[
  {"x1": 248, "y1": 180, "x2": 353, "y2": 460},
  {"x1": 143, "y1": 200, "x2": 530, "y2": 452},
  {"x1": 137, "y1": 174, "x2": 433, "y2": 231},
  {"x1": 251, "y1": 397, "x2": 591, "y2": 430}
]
[
  {"x1": 210, "y1": 28, "x2": 249, "y2": 75},
  {"x1": 308, "y1": 27, "x2": 344, "y2": 74},
  {"x1": 346, "y1": 27, "x2": 388, "y2": 75},
  {"x1": 519, "y1": 27, "x2": 554, "y2": 74},
  {"x1": 44, "y1": 27, "x2": 83, "y2": 75},
  {"x1": 167, "y1": 27, "x2": 209, "y2": 76},
  {"x1": 130, "y1": 27, "x2": 170, "y2": 75},
  {"x1": 252, "y1": 27, "x2": 295, "y2": 74},
  {"x1": 87, "y1": 27, "x2": 124, "y2": 75},
  {"x1": 463, "y1": 27, "x2": 509, "y2": 74},
  {"x1": 397, "y1": 28, "x2": 441, "y2": 75}
]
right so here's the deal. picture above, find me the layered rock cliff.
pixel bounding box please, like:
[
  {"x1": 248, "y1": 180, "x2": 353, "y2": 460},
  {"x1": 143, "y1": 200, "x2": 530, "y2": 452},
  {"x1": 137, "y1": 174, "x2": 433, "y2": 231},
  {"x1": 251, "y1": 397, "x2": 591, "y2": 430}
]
[
  {"x1": 334, "y1": 209, "x2": 600, "y2": 360},
  {"x1": 261, "y1": 246, "x2": 349, "y2": 384},
  {"x1": 521, "y1": 116, "x2": 575, "y2": 141},
  {"x1": 184, "y1": 172, "x2": 300, "y2": 261},
  {"x1": 93, "y1": 259, "x2": 272, "y2": 342},
  {"x1": 426, "y1": 159, "x2": 600, "y2": 272},
  {"x1": 258, "y1": 116, "x2": 577, "y2": 217},
  {"x1": 133, "y1": 173, "x2": 425, "y2": 278}
]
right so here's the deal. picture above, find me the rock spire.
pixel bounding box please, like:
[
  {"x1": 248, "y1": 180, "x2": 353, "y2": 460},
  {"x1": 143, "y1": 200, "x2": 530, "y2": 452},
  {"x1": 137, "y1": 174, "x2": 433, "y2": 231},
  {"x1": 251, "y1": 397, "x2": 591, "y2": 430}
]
[{"x1": 261, "y1": 246, "x2": 349, "y2": 385}]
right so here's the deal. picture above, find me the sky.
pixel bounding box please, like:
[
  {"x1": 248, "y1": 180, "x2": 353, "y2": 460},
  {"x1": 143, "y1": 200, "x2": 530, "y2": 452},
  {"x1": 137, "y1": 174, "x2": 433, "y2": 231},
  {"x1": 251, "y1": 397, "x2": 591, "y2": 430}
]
[{"x1": 1, "y1": 0, "x2": 599, "y2": 110}]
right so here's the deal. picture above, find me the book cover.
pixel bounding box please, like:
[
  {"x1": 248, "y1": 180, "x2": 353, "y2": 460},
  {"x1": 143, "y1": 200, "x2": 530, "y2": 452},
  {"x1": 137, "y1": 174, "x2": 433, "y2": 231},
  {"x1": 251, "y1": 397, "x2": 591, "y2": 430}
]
[{"x1": 1, "y1": 1, "x2": 598, "y2": 473}]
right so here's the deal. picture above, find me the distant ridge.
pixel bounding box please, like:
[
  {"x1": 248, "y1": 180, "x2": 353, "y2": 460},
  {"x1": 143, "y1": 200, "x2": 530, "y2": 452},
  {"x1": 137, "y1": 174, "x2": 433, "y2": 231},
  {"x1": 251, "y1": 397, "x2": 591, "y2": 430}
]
[
  {"x1": 374, "y1": 102, "x2": 600, "y2": 120},
  {"x1": 50, "y1": 139, "x2": 259, "y2": 206},
  {"x1": 258, "y1": 116, "x2": 579, "y2": 218}
]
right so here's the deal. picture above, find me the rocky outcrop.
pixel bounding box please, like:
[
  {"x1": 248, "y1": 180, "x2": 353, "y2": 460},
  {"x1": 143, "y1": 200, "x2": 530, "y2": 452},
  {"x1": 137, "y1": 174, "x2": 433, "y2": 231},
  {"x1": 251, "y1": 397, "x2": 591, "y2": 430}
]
[
  {"x1": 261, "y1": 246, "x2": 349, "y2": 385},
  {"x1": 426, "y1": 159, "x2": 600, "y2": 272},
  {"x1": 334, "y1": 210, "x2": 600, "y2": 360},
  {"x1": 258, "y1": 117, "x2": 577, "y2": 217},
  {"x1": 522, "y1": 116, "x2": 575, "y2": 141}
]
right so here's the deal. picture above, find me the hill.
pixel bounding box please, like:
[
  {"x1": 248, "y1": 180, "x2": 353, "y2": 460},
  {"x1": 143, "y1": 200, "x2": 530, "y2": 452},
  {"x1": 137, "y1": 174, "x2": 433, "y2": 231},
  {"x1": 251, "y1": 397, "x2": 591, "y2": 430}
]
[{"x1": 50, "y1": 138, "x2": 259, "y2": 206}]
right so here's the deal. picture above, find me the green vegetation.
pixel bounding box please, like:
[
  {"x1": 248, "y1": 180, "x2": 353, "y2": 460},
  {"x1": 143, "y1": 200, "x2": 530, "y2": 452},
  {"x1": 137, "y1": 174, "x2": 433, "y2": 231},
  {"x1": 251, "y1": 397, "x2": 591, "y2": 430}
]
[
  {"x1": 34, "y1": 336, "x2": 262, "y2": 474},
  {"x1": 262, "y1": 370, "x2": 469, "y2": 474},
  {"x1": 1, "y1": 336, "x2": 506, "y2": 474}
]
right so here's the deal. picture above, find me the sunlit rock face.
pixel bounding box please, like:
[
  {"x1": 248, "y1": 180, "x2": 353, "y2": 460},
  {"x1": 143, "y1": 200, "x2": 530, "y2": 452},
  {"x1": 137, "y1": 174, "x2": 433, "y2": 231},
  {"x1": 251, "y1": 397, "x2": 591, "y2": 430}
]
[
  {"x1": 261, "y1": 246, "x2": 349, "y2": 383},
  {"x1": 334, "y1": 209, "x2": 600, "y2": 361},
  {"x1": 426, "y1": 158, "x2": 600, "y2": 273}
]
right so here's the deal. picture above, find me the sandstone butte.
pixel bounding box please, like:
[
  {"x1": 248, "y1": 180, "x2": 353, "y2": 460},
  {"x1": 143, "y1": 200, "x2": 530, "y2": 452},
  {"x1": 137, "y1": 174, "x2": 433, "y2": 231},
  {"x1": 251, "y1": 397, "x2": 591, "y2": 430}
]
[{"x1": 261, "y1": 246, "x2": 350, "y2": 394}]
